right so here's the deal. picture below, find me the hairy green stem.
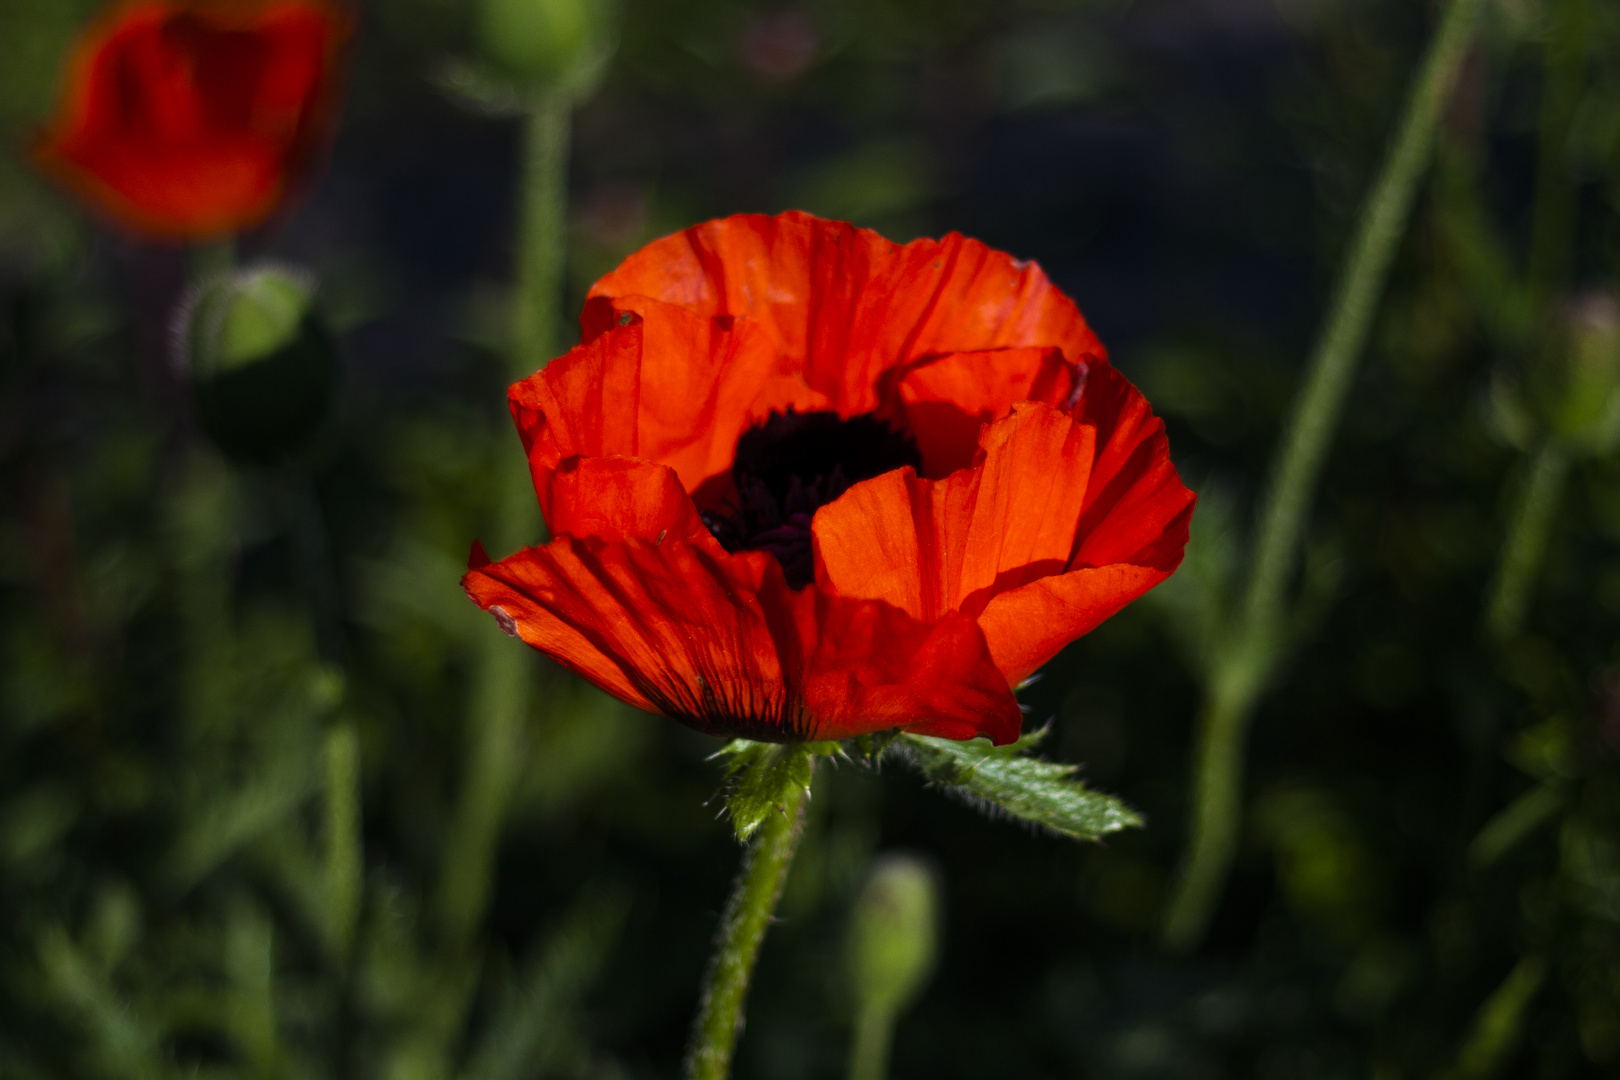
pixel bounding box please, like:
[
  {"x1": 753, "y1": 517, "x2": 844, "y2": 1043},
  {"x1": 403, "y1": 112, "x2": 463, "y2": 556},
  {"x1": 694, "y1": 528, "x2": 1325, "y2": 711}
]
[
  {"x1": 287, "y1": 478, "x2": 346, "y2": 666},
  {"x1": 322, "y1": 722, "x2": 363, "y2": 961},
  {"x1": 435, "y1": 637, "x2": 531, "y2": 948},
  {"x1": 685, "y1": 780, "x2": 811, "y2": 1080},
  {"x1": 847, "y1": 1008, "x2": 894, "y2": 1080},
  {"x1": 1161, "y1": 666, "x2": 1267, "y2": 952},
  {"x1": 1485, "y1": 440, "x2": 1570, "y2": 641},
  {"x1": 1526, "y1": 0, "x2": 1590, "y2": 313},
  {"x1": 513, "y1": 95, "x2": 571, "y2": 380},
  {"x1": 1161, "y1": 0, "x2": 1486, "y2": 953},
  {"x1": 430, "y1": 92, "x2": 572, "y2": 1049}
]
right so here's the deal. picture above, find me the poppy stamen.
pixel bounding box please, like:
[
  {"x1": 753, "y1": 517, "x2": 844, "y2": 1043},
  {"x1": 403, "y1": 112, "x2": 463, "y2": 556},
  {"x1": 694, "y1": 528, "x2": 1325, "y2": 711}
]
[{"x1": 702, "y1": 409, "x2": 922, "y2": 589}]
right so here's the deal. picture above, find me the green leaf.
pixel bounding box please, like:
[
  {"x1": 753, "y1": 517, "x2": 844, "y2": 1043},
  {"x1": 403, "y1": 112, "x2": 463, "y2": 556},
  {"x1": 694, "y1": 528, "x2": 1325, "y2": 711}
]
[
  {"x1": 887, "y1": 728, "x2": 1141, "y2": 842},
  {"x1": 716, "y1": 740, "x2": 832, "y2": 843}
]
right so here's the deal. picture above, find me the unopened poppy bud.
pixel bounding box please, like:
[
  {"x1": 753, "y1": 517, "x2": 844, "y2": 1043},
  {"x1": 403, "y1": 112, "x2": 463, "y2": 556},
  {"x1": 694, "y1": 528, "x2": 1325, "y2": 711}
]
[
  {"x1": 473, "y1": 0, "x2": 610, "y2": 91},
  {"x1": 1535, "y1": 291, "x2": 1620, "y2": 455},
  {"x1": 845, "y1": 853, "x2": 940, "y2": 1021},
  {"x1": 176, "y1": 264, "x2": 337, "y2": 467}
]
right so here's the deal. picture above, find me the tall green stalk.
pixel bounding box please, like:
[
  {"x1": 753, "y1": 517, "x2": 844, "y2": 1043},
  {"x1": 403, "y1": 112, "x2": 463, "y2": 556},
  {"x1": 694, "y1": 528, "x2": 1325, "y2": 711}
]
[
  {"x1": 1525, "y1": 0, "x2": 1590, "y2": 314},
  {"x1": 1484, "y1": 441, "x2": 1570, "y2": 640},
  {"x1": 1161, "y1": 0, "x2": 1486, "y2": 953},
  {"x1": 684, "y1": 778, "x2": 811, "y2": 1080},
  {"x1": 513, "y1": 97, "x2": 571, "y2": 381},
  {"x1": 433, "y1": 90, "x2": 570, "y2": 1014},
  {"x1": 1476, "y1": 0, "x2": 1592, "y2": 643}
]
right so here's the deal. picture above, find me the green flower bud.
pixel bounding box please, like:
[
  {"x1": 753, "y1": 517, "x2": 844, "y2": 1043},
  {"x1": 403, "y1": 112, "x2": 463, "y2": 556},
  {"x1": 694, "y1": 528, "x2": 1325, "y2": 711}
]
[
  {"x1": 176, "y1": 263, "x2": 337, "y2": 467},
  {"x1": 473, "y1": 0, "x2": 610, "y2": 92},
  {"x1": 1532, "y1": 291, "x2": 1620, "y2": 455},
  {"x1": 845, "y1": 853, "x2": 940, "y2": 1021}
]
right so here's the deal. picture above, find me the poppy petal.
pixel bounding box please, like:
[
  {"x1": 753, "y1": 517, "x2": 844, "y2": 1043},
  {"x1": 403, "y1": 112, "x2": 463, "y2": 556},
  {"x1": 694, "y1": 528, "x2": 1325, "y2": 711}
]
[
  {"x1": 892, "y1": 345, "x2": 1078, "y2": 477},
  {"x1": 586, "y1": 212, "x2": 1106, "y2": 415},
  {"x1": 515, "y1": 297, "x2": 825, "y2": 507},
  {"x1": 764, "y1": 580, "x2": 1022, "y2": 744},
  {"x1": 1070, "y1": 362, "x2": 1197, "y2": 570},
  {"x1": 974, "y1": 548, "x2": 1188, "y2": 687},
  {"x1": 538, "y1": 455, "x2": 715, "y2": 549},
  {"x1": 462, "y1": 538, "x2": 1021, "y2": 744},
  {"x1": 34, "y1": 0, "x2": 350, "y2": 240},
  {"x1": 813, "y1": 401, "x2": 1094, "y2": 618},
  {"x1": 813, "y1": 398, "x2": 1191, "y2": 683}
]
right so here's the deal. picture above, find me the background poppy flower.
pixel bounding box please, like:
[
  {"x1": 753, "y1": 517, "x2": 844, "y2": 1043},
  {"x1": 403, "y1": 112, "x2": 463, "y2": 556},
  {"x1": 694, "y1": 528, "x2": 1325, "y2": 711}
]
[
  {"x1": 464, "y1": 211, "x2": 1195, "y2": 745},
  {"x1": 33, "y1": 0, "x2": 351, "y2": 241}
]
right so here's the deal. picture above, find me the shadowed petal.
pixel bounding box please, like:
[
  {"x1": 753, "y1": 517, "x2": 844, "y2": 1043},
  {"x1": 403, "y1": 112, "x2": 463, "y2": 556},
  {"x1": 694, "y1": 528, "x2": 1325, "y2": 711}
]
[
  {"x1": 1069, "y1": 362, "x2": 1197, "y2": 570},
  {"x1": 512, "y1": 298, "x2": 826, "y2": 508},
  {"x1": 892, "y1": 345, "x2": 1078, "y2": 477},
  {"x1": 463, "y1": 537, "x2": 1020, "y2": 743}
]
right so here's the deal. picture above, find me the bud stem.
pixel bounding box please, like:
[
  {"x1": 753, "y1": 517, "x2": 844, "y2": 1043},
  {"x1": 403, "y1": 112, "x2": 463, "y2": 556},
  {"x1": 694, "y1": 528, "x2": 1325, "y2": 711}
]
[
  {"x1": 431, "y1": 91, "x2": 573, "y2": 1052},
  {"x1": 685, "y1": 765, "x2": 811, "y2": 1080},
  {"x1": 847, "y1": 1008, "x2": 895, "y2": 1080},
  {"x1": 1162, "y1": 0, "x2": 1486, "y2": 953},
  {"x1": 513, "y1": 94, "x2": 571, "y2": 378},
  {"x1": 1484, "y1": 439, "x2": 1570, "y2": 641}
]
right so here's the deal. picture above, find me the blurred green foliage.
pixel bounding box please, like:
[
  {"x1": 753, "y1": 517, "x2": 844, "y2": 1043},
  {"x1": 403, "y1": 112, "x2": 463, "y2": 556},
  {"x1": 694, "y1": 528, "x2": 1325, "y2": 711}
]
[{"x1": 2, "y1": 0, "x2": 1620, "y2": 1078}]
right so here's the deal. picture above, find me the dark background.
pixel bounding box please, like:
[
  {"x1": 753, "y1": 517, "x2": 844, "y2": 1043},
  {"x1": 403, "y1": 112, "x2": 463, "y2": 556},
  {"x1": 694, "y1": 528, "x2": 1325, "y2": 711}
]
[{"x1": 2, "y1": 0, "x2": 1619, "y2": 1077}]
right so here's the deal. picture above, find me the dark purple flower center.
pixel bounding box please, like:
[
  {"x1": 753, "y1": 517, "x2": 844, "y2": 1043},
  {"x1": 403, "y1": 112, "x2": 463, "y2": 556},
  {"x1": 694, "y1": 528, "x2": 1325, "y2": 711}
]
[{"x1": 702, "y1": 409, "x2": 922, "y2": 589}]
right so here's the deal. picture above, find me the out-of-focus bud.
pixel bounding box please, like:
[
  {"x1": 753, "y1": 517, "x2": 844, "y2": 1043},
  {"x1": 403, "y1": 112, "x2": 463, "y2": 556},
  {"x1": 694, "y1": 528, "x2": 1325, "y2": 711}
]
[
  {"x1": 1532, "y1": 290, "x2": 1620, "y2": 455},
  {"x1": 175, "y1": 263, "x2": 337, "y2": 467},
  {"x1": 472, "y1": 0, "x2": 612, "y2": 93},
  {"x1": 845, "y1": 853, "x2": 940, "y2": 1022}
]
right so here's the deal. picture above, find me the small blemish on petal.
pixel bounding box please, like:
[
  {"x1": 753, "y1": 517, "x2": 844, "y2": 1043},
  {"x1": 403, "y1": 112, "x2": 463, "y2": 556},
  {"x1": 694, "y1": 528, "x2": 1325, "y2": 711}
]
[
  {"x1": 1065, "y1": 360, "x2": 1092, "y2": 411},
  {"x1": 490, "y1": 605, "x2": 519, "y2": 637},
  {"x1": 656, "y1": 529, "x2": 668, "y2": 545}
]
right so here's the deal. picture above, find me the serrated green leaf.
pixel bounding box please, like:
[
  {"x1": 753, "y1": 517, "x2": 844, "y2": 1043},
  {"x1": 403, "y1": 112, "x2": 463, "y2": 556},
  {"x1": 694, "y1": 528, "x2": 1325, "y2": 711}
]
[
  {"x1": 888, "y1": 729, "x2": 1141, "y2": 842},
  {"x1": 715, "y1": 740, "x2": 832, "y2": 842}
]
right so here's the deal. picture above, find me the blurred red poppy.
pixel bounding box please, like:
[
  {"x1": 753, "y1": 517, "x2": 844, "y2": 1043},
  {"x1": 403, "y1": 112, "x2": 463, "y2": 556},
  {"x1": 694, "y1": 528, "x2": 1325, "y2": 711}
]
[
  {"x1": 464, "y1": 212, "x2": 1195, "y2": 745},
  {"x1": 34, "y1": 0, "x2": 351, "y2": 241}
]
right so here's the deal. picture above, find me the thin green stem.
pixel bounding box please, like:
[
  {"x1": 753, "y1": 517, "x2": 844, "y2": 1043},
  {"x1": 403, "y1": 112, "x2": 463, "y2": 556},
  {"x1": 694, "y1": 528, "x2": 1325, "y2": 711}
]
[
  {"x1": 513, "y1": 95, "x2": 571, "y2": 380},
  {"x1": 1484, "y1": 440, "x2": 1570, "y2": 641},
  {"x1": 1161, "y1": 674, "x2": 1262, "y2": 953},
  {"x1": 428, "y1": 91, "x2": 573, "y2": 1047},
  {"x1": 1241, "y1": 0, "x2": 1484, "y2": 641},
  {"x1": 1525, "y1": 0, "x2": 1590, "y2": 314},
  {"x1": 435, "y1": 638, "x2": 531, "y2": 948},
  {"x1": 684, "y1": 776, "x2": 811, "y2": 1080},
  {"x1": 847, "y1": 1008, "x2": 894, "y2": 1080},
  {"x1": 287, "y1": 477, "x2": 346, "y2": 666},
  {"x1": 170, "y1": 450, "x2": 236, "y2": 744},
  {"x1": 1162, "y1": 0, "x2": 1486, "y2": 952},
  {"x1": 322, "y1": 722, "x2": 363, "y2": 962}
]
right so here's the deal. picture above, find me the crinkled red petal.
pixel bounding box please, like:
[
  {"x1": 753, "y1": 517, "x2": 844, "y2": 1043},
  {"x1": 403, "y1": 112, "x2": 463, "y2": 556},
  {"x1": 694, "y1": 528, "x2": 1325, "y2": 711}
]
[
  {"x1": 584, "y1": 211, "x2": 1106, "y2": 416},
  {"x1": 538, "y1": 455, "x2": 716, "y2": 549},
  {"x1": 510, "y1": 299, "x2": 827, "y2": 511},
  {"x1": 814, "y1": 397, "x2": 1193, "y2": 684},
  {"x1": 463, "y1": 536, "x2": 1022, "y2": 744},
  {"x1": 890, "y1": 345, "x2": 1078, "y2": 477}
]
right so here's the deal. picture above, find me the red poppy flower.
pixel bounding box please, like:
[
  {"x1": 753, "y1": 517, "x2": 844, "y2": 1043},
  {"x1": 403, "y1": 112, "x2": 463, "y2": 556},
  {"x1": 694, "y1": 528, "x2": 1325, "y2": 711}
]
[
  {"x1": 464, "y1": 212, "x2": 1195, "y2": 745},
  {"x1": 33, "y1": 0, "x2": 351, "y2": 241}
]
